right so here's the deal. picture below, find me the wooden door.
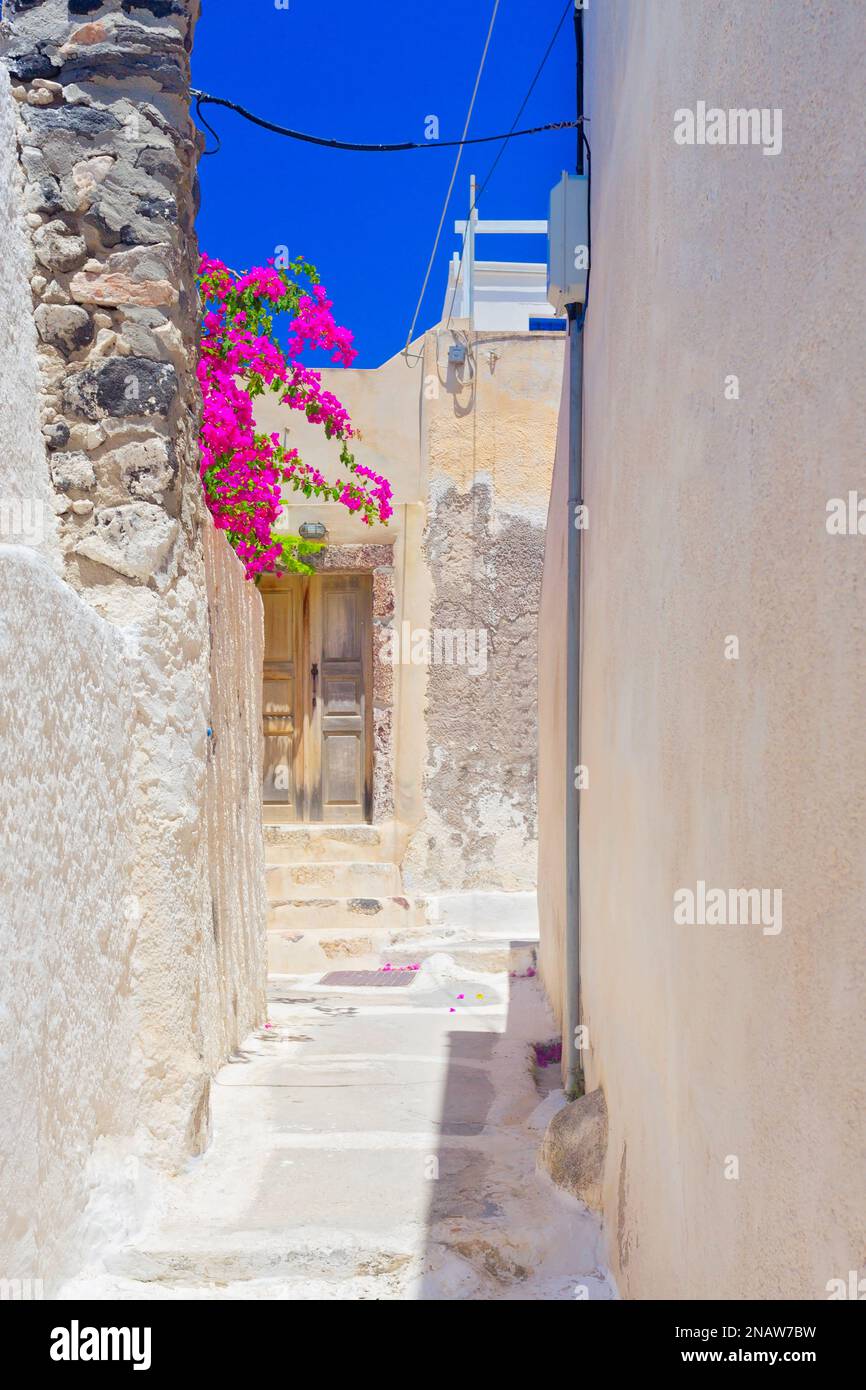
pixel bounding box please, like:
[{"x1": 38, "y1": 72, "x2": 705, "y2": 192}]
[
  {"x1": 261, "y1": 573, "x2": 372, "y2": 824},
  {"x1": 310, "y1": 574, "x2": 373, "y2": 823},
  {"x1": 261, "y1": 576, "x2": 304, "y2": 821}
]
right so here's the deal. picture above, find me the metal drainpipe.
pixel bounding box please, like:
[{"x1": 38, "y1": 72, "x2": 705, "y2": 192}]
[
  {"x1": 564, "y1": 2, "x2": 586, "y2": 1097},
  {"x1": 564, "y1": 304, "x2": 584, "y2": 1096}
]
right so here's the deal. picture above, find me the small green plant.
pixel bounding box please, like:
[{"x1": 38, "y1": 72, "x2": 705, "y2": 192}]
[
  {"x1": 275, "y1": 533, "x2": 325, "y2": 575},
  {"x1": 566, "y1": 1072, "x2": 586, "y2": 1102}
]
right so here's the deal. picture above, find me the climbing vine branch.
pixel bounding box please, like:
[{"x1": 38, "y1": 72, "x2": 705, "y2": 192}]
[{"x1": 196, "y1": 253, "x2": 392, "y2": 578}]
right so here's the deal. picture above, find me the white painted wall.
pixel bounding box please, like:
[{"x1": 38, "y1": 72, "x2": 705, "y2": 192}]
[
  {"x1": 538, "y1": 0, "x2": 866, "y2": 1299},
  {"x1": 0, "y1": 72, "x2": 267, "y2": 1289},
  {"x1": 0, "y1": 76, "x2": 143, "y2": 1283},
  {"x1": 443, "y1": 259, "x2": 564, "y2": 332}
]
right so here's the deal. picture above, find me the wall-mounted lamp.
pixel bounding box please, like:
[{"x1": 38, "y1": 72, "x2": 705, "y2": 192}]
[{"x1": 298, "y1": 521, "x2": 327, "y2": 542}]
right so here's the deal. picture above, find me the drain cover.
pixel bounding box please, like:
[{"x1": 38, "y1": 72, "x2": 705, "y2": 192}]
[{"x1": 320, "y1": 970, "x2": 417, "y2": 988}]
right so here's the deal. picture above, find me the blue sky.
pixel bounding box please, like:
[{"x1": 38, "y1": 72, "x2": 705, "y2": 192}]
[{"x1": 193, "y1": 0, "x2": 576, "y2": 368}]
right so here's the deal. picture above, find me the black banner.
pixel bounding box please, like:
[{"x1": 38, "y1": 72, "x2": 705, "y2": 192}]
[{"x1": 1, "y1": 1297, "x2": 861, "y2": 1373}]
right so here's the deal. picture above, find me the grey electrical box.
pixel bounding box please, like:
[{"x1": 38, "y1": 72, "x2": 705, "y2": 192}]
[{"x1": 547, "y1": 172, "x2": 589, "y2": 312}]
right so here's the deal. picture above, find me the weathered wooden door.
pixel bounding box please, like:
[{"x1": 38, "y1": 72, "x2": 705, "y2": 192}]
[
  {"x1": 261, "y1": 576, "x2": 303, "y2": 820},
  {"x1": 261, "y1": 573, "x2": 372, "y2": 823}
]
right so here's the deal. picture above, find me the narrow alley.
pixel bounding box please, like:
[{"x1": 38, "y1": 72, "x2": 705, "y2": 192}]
[
  {"x1": 1, "y1": 0, "x2": 862, "y2": 1346},
  {"x1": 63, "y1": 929, "x2": 613, "y2": 1301}
]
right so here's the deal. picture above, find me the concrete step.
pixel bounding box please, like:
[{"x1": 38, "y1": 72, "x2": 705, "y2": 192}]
[
  {"x1": 268, "y1": 925, "x2": 390, "y2": 974},
  {"x1": 267, "y1": 895, "x2": 416, "y2": 935},
  {"x1": 267, "y1": 915, "x2": 538, "y2": 976},
  {"x1": 267, "y1": 895, "x2": 421, "y2": 973},
  {"x1": 384, "y1": 935, "x2": 537, "y2": 975},
  {"x1": 101, "y1": 1235, "x2": 419, "y2": 1291},
  {"x1": 422, "y1": 891, "x2": 539, "y2": 937},
  {"x1": 266, "y1": 861, "x2": 402, "y2": 901},
  {"x1": 263, "y1": 821, "x2": 401, "y2": 866}
]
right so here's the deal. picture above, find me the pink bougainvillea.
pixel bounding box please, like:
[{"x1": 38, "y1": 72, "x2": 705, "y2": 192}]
[{"x1": 196, "y1": 252, "x2": 393, "y2": 579}]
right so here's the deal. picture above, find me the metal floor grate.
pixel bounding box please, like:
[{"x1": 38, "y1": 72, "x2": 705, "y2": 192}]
[{"x1": 319, "y1": 970, "x2": 417, "y2": 988}]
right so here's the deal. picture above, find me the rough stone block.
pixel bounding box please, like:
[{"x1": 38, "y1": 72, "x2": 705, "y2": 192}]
[
  {"x1": 42, "y1": 418, "x2": 71, "y2": 451},
  {"x1": 34, "y1": 303, "x2": 93, "y2": 353},
  {"x1": 63, "y1": 356, "x2": 178, "y2": 419},
  {"x1": 539, "y1": 1086, "x2": 608, "y2": 1212},
  {"x1": 107, "y1": 437, "x2": 175, "y2": 501},
  {"x1": 32, "y1": 218, "x2": 87, "y2": 273},
  {"x1": 74, "y1": 501, "x2": 178, "y2": 583},
  {"x1": 50, "y1": 450, "x2": 96, "y2": 492}
]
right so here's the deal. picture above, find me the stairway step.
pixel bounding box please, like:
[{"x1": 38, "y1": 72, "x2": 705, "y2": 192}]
[
  {"x1": 266, "y1": 915, "x2": 538, "y2": 976},
  {"x1": 384, "y1": 937, "x2": 537, "y2": 975},
  {"x1": 268, "y1": 926, "x2": 391, "y2": 974},
  {"x1": 267, "y1": 895, "x2": 422, "y2": 973},
  {"x1": 266, "y1": 861, "x2": 402, "y2": 900},
  {"x1": 99, "y1": 1236, "x2": 417, "y2": 1290},
  {"x1": 263, "y1": 821, "x2": 400, "y2": 866},
  {"x1": 268, "y1": 895, "x2": 416, "y2": 934}
]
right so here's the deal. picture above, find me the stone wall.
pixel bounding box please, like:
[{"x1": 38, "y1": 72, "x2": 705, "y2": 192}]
[
  {"x1": 0, "y1": 0, "x2": 267, "y2": 1285},
  {"x1": 2, "y1": 0, "x2": 202, "y2": 600}
]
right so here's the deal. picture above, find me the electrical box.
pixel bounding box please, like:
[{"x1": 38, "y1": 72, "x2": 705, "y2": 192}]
[{"x1": 547, "y1": 172, "x2": 589, "y2": 313}]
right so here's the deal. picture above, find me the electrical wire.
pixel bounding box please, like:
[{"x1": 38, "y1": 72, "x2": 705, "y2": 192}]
[
  {"x1": 576, "y1": 127, "x2": 591, "y2": 328},
  {"x1": 444, "y1": 0, "x2": 576, "y2": 334},
  {"x1": 188, "y1": 3, "x2": 585, "y2": 353},
  {"x1": 400, "y1": 0, "x2": 501, "y2": 361},
  {"x1": 191, "y1": 90, "x2": 578, "y2": 159}
]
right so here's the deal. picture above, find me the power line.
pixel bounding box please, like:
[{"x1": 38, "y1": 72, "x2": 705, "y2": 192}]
[
  {"x1": 444, "y1": 0, "x2": 575, "y2": 333},
  {"x1": 578, "y1": 128, "x2": 592, "y2": 325},
  {"x1": 191, "y1": 90, "x2": 579, "y2": 159},
  {"x1": 400, "y1": 0, "x2": 502, "y2": 361}
]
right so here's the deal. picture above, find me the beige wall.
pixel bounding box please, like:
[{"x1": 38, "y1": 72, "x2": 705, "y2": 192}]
[
  {"x1": 204, "y1": 522, "x2": 268, "y2": 1063},
  {"x1": 403, "y1": 330, "x2": 563, "y2": 893},
  {"x1": 536, "y1": 356, "x2": 570, "y2": 1020},
  {"x1": 538, "y1": 0, "x2": 866, "y2": 1298},
  {"x1": 257, "y1": 327, "x2": 564, "y2": 893}
]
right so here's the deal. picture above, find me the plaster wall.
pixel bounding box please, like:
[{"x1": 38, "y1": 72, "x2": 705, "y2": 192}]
[
  {"x1": 256, "y1": 327, "x2": 563, "y2": 891},
  {"x1": 537, "y1": 0, "x2": 866, "y2": 1298},
  {"x1": 536, "y1": 352, "x2": 569, "y2": 1021},
  {"x1": 203, "y1": 520, "x2": 268, "y2": 1061},
  {"x1": 0, "y1": 69, "x2": 140, "y2": 1284},
  {"x1": 0, "y1": 547, "x2": 142, "y2": 1286},
  {"x1": 402, "y1": 330, "x2": 563, "y2": 893},
  {"x1": 0, "y1": 4, "x2": 266, "y2": 1284},
  {"x1": 0, "y1": 72, "x2": 56, "y2": 563}
]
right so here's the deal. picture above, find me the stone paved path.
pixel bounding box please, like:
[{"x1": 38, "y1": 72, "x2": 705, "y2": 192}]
[{"x1": 63, "y1": 952, "x2": 615, "y2": 1300}]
